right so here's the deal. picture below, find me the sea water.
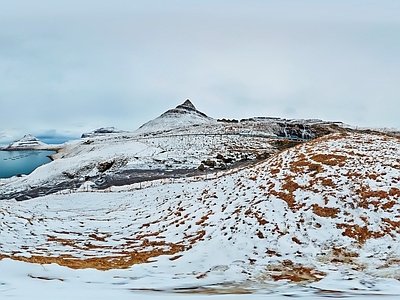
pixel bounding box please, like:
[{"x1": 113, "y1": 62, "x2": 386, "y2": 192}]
[{"x1": 0, "y1": 150, "x2": 56, "y2": 179}]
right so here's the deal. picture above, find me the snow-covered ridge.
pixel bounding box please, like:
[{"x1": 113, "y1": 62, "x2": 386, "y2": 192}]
[{"x1": 81, "y1": 127, "x2": 126, "y2": 138}]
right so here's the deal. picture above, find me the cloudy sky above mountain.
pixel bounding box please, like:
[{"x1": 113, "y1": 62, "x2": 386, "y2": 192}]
[{"x1": 1, "y1": 0, "x2": 399, "y2": 144}]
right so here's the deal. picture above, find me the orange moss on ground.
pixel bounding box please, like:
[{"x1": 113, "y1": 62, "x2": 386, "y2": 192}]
[
  {"x1": 266, "y1": 260, "x2": 326, "y2": 282},
  {"x1": 337, "y1": 223, "x2": 385, "y2": 244},
  {"x1": 310, "y1": 154, "x2": 347, "y2": 166},
  {"x1": 282, "y1": 179, "x2": 301, "y2": 193},
  {"x1": 312, "y1": 204, "x2": 339, "y2": 218},
  {"x1": 0, "y1": 242, "x2": 185, "y2": 270}
]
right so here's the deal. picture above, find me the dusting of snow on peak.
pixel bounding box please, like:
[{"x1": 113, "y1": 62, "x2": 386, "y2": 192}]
[
  {"x1": 81, "y1": 127, "x2": 126, "y2": 138},
  {"x1": 2, "y1": 134, "x2": 47, "y2": 150},
  {"x1": 136, "y1": 99, "x2": 215, "y2": 133},
  {"x1": 177, "y1": 99, "x2": 196, "y2": 110}
]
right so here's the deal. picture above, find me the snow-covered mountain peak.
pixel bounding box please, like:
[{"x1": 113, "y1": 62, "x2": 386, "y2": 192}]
[
  {"x1": 2, "y1": 134, "x2": 47, "y2": 150},
  {"x1": 136, "y1": 99, "x2": 215, "y2": 134},
  {"x1": 159, "y1": 98, "x2": 211, "y2": 119},
  {"x1": 175, "y1": 99, "x2": 196, "y2": 110}
]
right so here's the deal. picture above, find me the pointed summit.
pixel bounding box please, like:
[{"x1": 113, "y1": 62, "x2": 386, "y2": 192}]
[
  {"x1": 136, "y1": 99, "x2": 214, "y2": 133},
  {"x1": 160, "y1": 99, "x2": 209, "y2": 119},
  {"x1": 176, "y1": 99, "x2": 196, "y2": 111}
]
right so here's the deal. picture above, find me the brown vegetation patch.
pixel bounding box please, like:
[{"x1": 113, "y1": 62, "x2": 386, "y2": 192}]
[
  {"x1": 307, "y1": 163, "x2": 324, "y2": 175},
  {"x1": 270, "y1": 190, "x2": 306, "y2": 212},
  {"x1": 244, "y1": 209, "x2": 268, "y2": 225},
  {"x1": 389, "y1": 188, "x2": 400, "y2": 197},
  {"x1": 282, "y1": 179, "x2": 301, "y2": 193},
  {"x1": 320, "y1": 178, "x2": 337, "y2": 188},
  {"x1": 312, "y1": 204, "x2": 339, "y2": 218},
  {"x1": 195, "y1": 211, "x2": 213, "y2": 226},
  {"x1": 381, "y1": 201, "x2": 397, "y2": 210},
  {"x1": 289, "y1": 154, "x2": 308, "y2": 172},
  {"x1": 46, "y1": 236, "x2": 104, "y2": 250},
  {"x1": 310, "y1": 154, "x2": 347, "y2": 166},
  {"x1": 290, "y1": 159, "x2": 324, "y2": 175},
  {"x1": 360, "y1": 190, "x2": 388, "y2": 200},
  {"x1": 187, "y1": 230, "x2": 207, "y2": 245},
  {"x1": 337, "y1": 224, "x2": 385, "y2": 243},
  {"x1": 271, "y1": 190, "x2": 296, "y2": 209},
  {"x1": 321, "y1": 247, "x2": 361, "y2": 264},
  {"x1": 292, "y1": 237, "x2": 302, "y2": 244},
  {"x1": 255, "y1": 212, "x2": 268, "y2": 225},
  {"x1": 332, "y1": 247, "x2": 359, "y2": 258},
  {"x1": 270, "y1": 168, "x2": 280, "y2": 175},
  {"x1": 266, "y1": 262, "x2": 326, "y2": 282},
  {"x1": 0, "y1": 242, "x2": 185, "y2": 270},
  {"x1": 266, "y1": 249, "x2": 282, "y2": 257},
  {"x1": 382, "y1": 218, "x2": 400, "y2": 231},
  {"x1": 355, "y1": 187, "x2": 400, "y2": 211}
]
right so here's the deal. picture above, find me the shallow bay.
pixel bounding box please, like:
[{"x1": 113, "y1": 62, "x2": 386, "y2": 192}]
[{"x1": 0, "y1": 150, "x2": 55, "y2": 178}]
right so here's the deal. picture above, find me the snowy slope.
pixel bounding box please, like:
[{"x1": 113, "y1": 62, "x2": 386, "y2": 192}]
[
  {"x1": 1, "y1": 132, "x2": 400, "y2": 297},
  {"x1": 136, "y1": 99, "x2": 216, "y2": 134}
]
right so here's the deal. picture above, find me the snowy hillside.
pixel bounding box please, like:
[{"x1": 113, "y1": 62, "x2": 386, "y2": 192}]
[
  {"x1": 136, "y1": 99, "x2": 216, "y2": 134},
  {"x1": 1, "y1": 131, "x2": 400, "y2": 297},
  {"x1": 1, "y1": 100, "x2": 399, "y2": 297},
  {"x1": 0, "y1": 100, "x2": 346, "y2": 200}
]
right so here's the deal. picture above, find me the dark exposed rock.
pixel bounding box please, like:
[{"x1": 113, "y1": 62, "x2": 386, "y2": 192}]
[
  {"x1": 203, "y1": 159, "x2": 217, "y2": 168},
  {"x1": 62, "y1": 171, "x2": 75, "y2": 179},
  {"x1": 97, "y1": 160, "x2": 115, "y2": 173},
  {"x1": 223, "y1": 157, "x2": 234, "y2": 164},
  {"x1": 218, "y1": 163, "x2": 227, "y2": 170},
  {"x1": 216, "y1": 153, "x2": 224, "y2": 160},
  {"x1": 256, "y1": 152, "x2": 271, "y2": 160}
]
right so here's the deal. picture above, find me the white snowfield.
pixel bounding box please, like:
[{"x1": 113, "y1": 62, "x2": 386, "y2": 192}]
[{"x1": 1, "y1": 131, "x2": 400, "y2": 299}]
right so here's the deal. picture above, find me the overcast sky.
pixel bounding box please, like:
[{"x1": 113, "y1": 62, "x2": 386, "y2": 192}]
[{"x1": 1, "y1": 0, "x2": 399, "y2": 144}]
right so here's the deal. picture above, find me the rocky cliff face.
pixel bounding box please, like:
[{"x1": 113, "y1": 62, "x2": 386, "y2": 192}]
[{"x1": 2, "y1": 134, "x2": 47, "y2": 150}]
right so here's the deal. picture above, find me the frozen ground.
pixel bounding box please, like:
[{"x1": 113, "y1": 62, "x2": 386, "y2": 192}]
[
  {"x1": 2, "y1": 258, "x2": 400, "y2": 299},
  {"x1": 1, "y1": 101, "x2": 399, "y2": 298},
  {"x1": 1, "y1": 132, "x2": 400, "y2": 299}
]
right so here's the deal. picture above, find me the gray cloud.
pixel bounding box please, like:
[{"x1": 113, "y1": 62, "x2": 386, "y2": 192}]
[{"x1": 1, "y1": 0, "x2": 399, "y2": 143}]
